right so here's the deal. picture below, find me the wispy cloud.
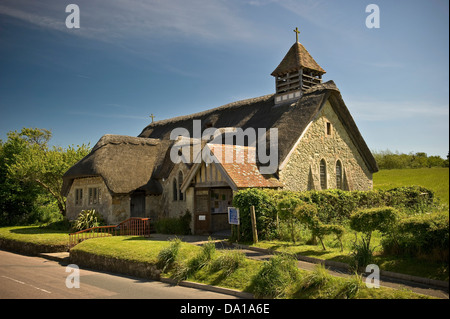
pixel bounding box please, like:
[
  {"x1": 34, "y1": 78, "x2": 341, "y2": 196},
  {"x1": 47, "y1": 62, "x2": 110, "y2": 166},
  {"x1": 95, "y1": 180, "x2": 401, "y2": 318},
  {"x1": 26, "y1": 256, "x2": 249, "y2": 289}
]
[
  {"x1": 0, "y1": 0, "x2": 254, "y2": 43},
  {"x1": 347, "y1": 98, "x2": 449, "y2": 122}
]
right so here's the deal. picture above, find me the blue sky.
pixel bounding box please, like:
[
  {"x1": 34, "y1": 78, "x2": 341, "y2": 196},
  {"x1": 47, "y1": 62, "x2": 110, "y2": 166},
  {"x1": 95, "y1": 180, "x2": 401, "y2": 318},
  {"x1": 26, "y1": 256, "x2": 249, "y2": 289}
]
[{"x1": 0, "y1": 0, "x2": 448, "y2": 158}]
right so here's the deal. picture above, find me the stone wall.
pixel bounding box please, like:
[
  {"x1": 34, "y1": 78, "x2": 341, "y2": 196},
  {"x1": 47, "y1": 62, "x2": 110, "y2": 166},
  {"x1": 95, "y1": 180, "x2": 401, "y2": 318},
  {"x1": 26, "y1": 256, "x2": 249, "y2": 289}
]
[
  {"x1": 159, "y1": 163, "x2": 193, "y2": 219},
  {"x1": 279, "y1": 100, "x2": 373, "y2": 191},
  {"x1": 110, "y1": 194, "x2": 130, "y2": 225},
  {"x1": 66, "y1": 176, "x2": 113, "y2": 222}
]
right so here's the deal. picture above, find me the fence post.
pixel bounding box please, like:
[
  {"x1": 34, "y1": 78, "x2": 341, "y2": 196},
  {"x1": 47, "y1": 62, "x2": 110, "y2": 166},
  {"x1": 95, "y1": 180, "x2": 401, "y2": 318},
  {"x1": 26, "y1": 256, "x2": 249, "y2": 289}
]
[{"x1": 250, "y1": 205, "x2": 258, "y2": 244}]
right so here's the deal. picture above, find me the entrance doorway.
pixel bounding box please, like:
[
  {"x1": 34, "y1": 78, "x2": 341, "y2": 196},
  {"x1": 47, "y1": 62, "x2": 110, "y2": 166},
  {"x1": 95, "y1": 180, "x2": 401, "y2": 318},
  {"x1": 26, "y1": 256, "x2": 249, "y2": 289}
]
[
  {"x1": 194, "y1": 189, "x2": 210, "y2": 235},
  {"x1": 130, "y1": 191, "x2": 146, "y2": 217},
  {"x1": 194, "y1": 187, "x2": 233, "y2": 235}
]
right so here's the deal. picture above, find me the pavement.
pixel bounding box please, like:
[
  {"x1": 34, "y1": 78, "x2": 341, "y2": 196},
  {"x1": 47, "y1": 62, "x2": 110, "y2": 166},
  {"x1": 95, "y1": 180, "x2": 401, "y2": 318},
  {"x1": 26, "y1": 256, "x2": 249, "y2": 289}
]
[{"x1": 40, "y1": 233, "x2": 449, "y2": 299}]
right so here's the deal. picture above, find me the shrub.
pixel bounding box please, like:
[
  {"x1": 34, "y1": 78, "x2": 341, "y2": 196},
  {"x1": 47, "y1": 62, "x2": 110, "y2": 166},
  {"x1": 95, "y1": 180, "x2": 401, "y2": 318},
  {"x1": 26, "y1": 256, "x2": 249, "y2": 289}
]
[
  {"x1": 298, "y1": 189, "x2": 358, "y2": 224},
  {"x1": 318, "y1": 224, "x2": 345, "y2": 252},
  {"x1": 277, "y1": 195, "x2": 302, "y2": 243},
  {"x1": 73, "y1": 209, "x2": 105, "y2": 231},
  {"x1": 250, "y1": 254, "x2": 300, "y2": 298},
  {"x1": 350, "y1": 206, "x2": 399, "y2": 237},
  {"x1": 154, "y1": 211, "x2": 191, "y2": 235},
  {"x1": 382, "y1": 212, "x2": 449, "y2": 262},
  {"x1": 295, "y1": 202, "x2": 344, "y2": 250},
  {"x1": 275, "y1": 220, "x2": 310, "y2": 243},
  {"x1": 232, "y1": 188, "x2": 277, "y2": 242},
  {"x1": 385, "y1": 186, "x2": 435, "y2": 212},
  {"x1": 350, "y1": 206, "x2": 399, "y2": 268},
  {"x1": 232, "y1": 186, "x2": 436, "y2": 244},
  {"x1": 350, "y1": 236, "x2": 375, "y2": 270}
]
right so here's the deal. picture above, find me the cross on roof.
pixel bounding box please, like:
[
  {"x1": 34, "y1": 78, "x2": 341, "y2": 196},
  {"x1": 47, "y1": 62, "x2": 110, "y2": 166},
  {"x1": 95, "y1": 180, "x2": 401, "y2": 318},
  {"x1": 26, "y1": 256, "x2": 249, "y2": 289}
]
[
  {"x1": 150, "y1": 113, "x2": 155, "y2": 123},
  {"x1": 293, "y1": 27, "x2": 300, "y2": 42}
]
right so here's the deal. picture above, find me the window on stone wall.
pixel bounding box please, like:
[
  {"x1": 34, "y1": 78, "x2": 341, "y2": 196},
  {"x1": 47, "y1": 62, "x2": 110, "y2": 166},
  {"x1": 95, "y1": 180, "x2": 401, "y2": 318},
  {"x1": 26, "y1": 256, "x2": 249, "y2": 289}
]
[
  {"x1": 75, "y1": 188, "x2": 83, "y2": 206},
  {"x1": 320, "y1": 159, "x2": 327, "y2": 190},
  {"x1": 178, "y1": 171, "x2": 184, "y2": 201},
  {"x1": 88, "y1": 187, "x2": 100, "y2": 205},
  {"x1": 326, "y1": 122, "x2": 332, "y2": 136},
  {"x1": 173, "y1": 178, "x2": 178, "y2": 201},
  {"x1": 336, "y1": 160, "x2": 343, "y2": 190}
]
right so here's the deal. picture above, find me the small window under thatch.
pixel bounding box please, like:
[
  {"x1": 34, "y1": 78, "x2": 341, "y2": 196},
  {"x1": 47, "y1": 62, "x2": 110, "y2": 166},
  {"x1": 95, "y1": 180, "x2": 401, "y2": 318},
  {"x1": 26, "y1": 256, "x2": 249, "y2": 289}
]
[
  {"x1": 88, "y1": 187, "x2": 100, "y2": 205},
  {"x1": 75, "y1": 188, "x2": 83, "y2": 206}
]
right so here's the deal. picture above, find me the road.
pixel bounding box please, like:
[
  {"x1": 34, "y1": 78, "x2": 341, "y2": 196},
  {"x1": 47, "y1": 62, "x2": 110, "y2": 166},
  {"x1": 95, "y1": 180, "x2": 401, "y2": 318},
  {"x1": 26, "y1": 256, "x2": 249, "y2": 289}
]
[{"x1": 0, "y1": 250, "x2": 239, "y2": 299}]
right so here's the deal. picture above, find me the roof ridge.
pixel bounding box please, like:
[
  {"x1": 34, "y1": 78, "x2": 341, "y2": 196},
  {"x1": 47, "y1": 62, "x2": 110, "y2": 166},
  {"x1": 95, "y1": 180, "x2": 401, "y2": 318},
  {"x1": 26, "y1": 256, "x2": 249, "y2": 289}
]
[
  {"x1": 142, "y1": 94, "x2": 274, "y2": 129},
  {"x1": 92, "y1": 134, "x2": 159, "y2": 152}
]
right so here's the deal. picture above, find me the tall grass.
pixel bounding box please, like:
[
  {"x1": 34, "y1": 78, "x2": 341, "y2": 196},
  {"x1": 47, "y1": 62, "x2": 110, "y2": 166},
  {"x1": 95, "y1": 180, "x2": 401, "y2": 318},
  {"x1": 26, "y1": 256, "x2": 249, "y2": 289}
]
[
  {"x1": 157, "y1": 237, "x2": 181, "y2": 272},
  {"x1": 173, "y1": 238, "x2": 216, "y2": 281},
  {"x1": 250, "y1": 254, "x2": 300, "y2": 298},
  {"x1": 210, "y1": 249, "x2": 247, "y2": 277}
]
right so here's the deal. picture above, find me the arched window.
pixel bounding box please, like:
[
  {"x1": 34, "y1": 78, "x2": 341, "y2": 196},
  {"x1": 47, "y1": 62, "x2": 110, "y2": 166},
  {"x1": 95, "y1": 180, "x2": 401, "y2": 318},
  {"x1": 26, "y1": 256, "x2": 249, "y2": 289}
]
[
  {"x1": 178, "y1": 171, "x2": 184, "y2": 201},
  {"x1": 173, "y1": 178, "x2": 178, "y2": 201},
  {"x1": 320, "y1": 159, "x2": 327, "y2": 190},
  {"x1": 336, "y1": 160, "x2": 343, "y2": 190}
]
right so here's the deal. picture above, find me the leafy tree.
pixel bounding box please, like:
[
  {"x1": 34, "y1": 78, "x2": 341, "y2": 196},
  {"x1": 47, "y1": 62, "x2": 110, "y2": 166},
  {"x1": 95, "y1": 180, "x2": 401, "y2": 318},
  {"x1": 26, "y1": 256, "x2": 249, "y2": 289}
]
[
  {"x1": 3, "y1": 128, "x2": 90, "y2": 219},
  {"x1": 371, "y1": 149, "x2": 447, "y2": 169},
  {"x1": 349, "y1": 207, "x2": 399, "y2": 267},
  {"x1": 294, "y1": 201, "x2": 344, "y2": 251},
  {"x1": 0, "y1": 131, "x2": 43, "y2": 225}
]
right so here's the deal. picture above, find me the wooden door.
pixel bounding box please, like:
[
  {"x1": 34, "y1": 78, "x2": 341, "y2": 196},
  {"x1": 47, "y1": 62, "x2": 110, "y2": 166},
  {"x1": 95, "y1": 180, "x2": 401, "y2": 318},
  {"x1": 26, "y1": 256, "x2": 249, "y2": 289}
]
[
  {"x1": 194, "y1": 189, "x2": 210, "y2": 235},
  {"x1": 130, "y1": 192, "x2": 146, "y2": 217}
]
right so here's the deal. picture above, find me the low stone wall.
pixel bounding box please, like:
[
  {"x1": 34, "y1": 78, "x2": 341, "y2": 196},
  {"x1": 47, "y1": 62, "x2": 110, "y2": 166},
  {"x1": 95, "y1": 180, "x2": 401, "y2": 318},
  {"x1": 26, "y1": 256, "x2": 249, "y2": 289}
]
[
  {"x1": 0, "y1": 238, "x2": 68, "y2": 256},
  {"x1": 70, "y1": 250, "x2": 161, "y2": 280}
]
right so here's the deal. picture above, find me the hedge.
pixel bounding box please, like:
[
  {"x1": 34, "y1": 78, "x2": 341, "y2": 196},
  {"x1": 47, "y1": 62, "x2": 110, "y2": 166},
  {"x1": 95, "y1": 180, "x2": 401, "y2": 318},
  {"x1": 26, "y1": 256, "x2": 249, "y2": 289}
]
[
  {"x1": 232, "y1": 186, "x2": 437, "y2": 242},
  {"x1": 154, "y1": 211, "x2": 192, "y2": 235},
  {"x1": 382, "y1": 212, "x2": 449, "y2": 262}
]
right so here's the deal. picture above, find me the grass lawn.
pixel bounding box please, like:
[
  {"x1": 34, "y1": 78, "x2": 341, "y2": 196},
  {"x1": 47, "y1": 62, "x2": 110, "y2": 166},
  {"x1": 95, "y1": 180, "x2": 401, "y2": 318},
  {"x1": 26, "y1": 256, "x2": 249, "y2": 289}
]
[
  {"x1": 373, "y1": 167, "x2": 449, "y2": 205},
  {"x1": 0, "y1": 225, "x2": 69, "y2": 246},
  {"x1": 0, "y1": 227, "x2": 433, "y2": 298},
  {"x1": 71, "y1": 236, "x2": 430, "y2": 299},
  {"x1": 71, "y1": 236, "x2": 202, "y2": 264},
  {"x1": 252, "y1": 238, "x2": 449, "y2": 282}
]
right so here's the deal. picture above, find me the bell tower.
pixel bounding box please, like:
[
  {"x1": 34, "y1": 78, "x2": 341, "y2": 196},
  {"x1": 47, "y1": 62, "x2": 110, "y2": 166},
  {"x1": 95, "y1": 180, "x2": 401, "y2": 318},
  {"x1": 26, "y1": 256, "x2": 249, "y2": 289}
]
[{"x1": 272, "y1": 28, "x2": 326, "y2": 104}]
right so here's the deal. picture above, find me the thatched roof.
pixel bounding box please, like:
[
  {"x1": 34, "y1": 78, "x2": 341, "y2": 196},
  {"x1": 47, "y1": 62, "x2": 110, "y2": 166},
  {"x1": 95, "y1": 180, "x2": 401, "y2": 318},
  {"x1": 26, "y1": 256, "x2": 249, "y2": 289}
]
[
  {"x1": 271, "y1": 42, "x2": 326, "y2": 76},
  {"x1": 61, "y1": 135, "x2": 165, "y2": 196},
  {"x1": 139, "y1": 80, "x2": 377, "y2": 174},
  {"x1": 62, "y1": 80, "x2": 378, "y2": 196}
]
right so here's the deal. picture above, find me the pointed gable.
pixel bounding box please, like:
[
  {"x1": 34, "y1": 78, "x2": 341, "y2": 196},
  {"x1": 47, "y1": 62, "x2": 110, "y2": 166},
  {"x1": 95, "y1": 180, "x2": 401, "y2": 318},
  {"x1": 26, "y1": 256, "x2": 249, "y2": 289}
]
[{"x1": 271, "y1": 42, "x2": 326, "y2": 77}]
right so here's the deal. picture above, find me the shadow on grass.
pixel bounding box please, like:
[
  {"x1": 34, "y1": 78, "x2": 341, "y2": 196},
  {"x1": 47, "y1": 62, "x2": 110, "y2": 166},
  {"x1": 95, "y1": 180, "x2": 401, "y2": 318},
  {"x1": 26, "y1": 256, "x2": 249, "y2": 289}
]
[{"x1": 9, "y1": 226, "x2": 69, "y2": 235}]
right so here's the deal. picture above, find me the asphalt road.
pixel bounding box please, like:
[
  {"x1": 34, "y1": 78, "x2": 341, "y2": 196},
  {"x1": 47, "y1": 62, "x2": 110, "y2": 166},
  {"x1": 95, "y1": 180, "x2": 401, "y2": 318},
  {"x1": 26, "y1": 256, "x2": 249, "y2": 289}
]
[{"x1": 0, "y1": 250, "x2": 239, "y2": 299}]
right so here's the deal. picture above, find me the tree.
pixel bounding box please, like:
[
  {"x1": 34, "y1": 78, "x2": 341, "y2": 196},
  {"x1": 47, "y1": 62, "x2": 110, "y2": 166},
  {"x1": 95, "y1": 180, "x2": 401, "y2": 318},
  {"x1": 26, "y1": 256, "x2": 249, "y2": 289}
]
[
  {"x1": 294, "y1": 201, "x2": 344, "y2": 251},
  {"x1": 0, "y1": 131, "x2": 43, "y2": 225},
  {"x1": 5, "y1": 128, "x2": 90, "y2": 217},
  {"x1": 349, "y1": 206, "x2": 399, "y2": 267}
]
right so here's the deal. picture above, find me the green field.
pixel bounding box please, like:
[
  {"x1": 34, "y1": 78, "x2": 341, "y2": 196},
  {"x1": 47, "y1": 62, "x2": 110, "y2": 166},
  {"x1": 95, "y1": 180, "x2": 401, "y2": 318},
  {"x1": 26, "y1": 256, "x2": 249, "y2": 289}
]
[{"x1": 373, "y1": 167, "x2": 449, "y2": 205}]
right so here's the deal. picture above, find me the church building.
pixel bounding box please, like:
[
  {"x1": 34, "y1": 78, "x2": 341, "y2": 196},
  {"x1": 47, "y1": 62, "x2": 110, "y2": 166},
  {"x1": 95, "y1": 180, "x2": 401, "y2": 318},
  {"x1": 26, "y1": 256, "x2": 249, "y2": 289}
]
[{"x1": 61, "y1": 30, "x2": 378, "y2": 235}]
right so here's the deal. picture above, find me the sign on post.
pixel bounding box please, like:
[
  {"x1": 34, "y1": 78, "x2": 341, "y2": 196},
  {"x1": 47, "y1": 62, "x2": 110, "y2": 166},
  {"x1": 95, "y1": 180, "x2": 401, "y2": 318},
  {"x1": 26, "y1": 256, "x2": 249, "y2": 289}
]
[{"x1": 228, "y1": 207, "x2": 240, "y2": 225}]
